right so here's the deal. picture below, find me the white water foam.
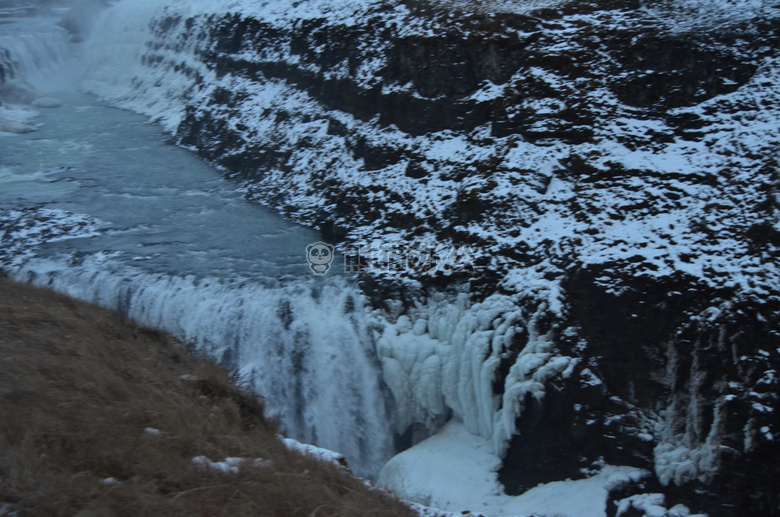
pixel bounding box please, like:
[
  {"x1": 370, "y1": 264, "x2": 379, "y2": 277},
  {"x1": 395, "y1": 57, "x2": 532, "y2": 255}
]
[{"x1": 0, "y1": 18, "x2": 80, "y2": 92}]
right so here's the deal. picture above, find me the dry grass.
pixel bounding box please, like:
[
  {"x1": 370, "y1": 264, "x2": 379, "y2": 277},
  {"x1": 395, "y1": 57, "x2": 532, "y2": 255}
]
[{"x1": 0, "y1": 278, "x2": 414, "y2": 517}]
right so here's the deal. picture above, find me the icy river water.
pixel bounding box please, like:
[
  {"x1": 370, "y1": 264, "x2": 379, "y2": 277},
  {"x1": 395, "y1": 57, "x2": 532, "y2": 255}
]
[{"x1": 1, "y1": 89, "x2": 323, "y2": 278}]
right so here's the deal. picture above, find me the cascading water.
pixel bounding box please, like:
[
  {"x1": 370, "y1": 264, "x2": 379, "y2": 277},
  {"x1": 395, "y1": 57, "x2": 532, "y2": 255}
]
[
  {"x1": 0, "y1": 4, "x2": 395, "y2": 479},
  {"x1": 1, "y1": 0, "x2": 576, "y2": 497},
  {"x1": 0, "y1": 11, "x2": 80, "y2": 92}
]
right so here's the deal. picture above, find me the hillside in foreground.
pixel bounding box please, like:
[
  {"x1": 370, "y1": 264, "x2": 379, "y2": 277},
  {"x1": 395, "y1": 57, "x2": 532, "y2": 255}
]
[{"x1": 0, "y1": 278, "x2": 413, "y2": 517}]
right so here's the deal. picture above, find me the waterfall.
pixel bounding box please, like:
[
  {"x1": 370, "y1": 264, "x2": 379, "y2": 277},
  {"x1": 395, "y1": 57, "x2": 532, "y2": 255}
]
[
  {"x1": 11, "y1": 255, "x2": 395, "y2": 479},
  {"x1": 0, "y1": 17, "x2": 80, "y2": 91},
  {"x1": 82, "y1": 0, "x2": 208, "y2": 132}
]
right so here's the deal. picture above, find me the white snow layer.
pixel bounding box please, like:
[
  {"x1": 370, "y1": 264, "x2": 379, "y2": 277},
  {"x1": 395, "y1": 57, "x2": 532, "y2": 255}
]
[
  {"x1": 379, "y1": 419, "x2": 648, "y2": 517},
  {"x1": 192, "y1": 455, "x2": 271, "y2": 474},
  {"x1": 281, "y1": 436, "x2": 349, "y2": 467}
]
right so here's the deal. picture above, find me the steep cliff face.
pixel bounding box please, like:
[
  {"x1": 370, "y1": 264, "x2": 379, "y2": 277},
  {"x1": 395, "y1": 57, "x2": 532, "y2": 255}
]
[{"x1": 84, "y1": 0, "x2": 780, "y2": 514}]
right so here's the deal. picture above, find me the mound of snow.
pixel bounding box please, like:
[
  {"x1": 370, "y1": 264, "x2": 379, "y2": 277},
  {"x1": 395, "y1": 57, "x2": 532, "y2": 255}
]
[{"x1": 379, "y1": 419, "x2": 648, "y2": 517}]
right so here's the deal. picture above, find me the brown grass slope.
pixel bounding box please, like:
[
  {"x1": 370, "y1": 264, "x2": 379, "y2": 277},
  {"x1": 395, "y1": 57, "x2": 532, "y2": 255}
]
[{"x1": 0, "y1": 278, "x2": 414, "y2": 517}]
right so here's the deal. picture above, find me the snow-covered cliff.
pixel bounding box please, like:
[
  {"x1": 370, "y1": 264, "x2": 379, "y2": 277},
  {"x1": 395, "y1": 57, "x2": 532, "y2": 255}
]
[{"x1": 71, "y1": 0, "x2": 780, "y2": 514}]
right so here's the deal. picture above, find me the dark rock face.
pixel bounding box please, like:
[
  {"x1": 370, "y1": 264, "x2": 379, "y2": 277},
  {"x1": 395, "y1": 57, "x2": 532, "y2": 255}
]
[
  {"x1": 130, "y1": 0, "x2": 780, "y2": 514},
  {"x1": 499, "y1": 269, "x2": 780, "y2": 516},
  {"x1": 0, "y1": 48, "x2": 12, "y2": 89},
  {"x1": 169, "y1": 4, "x2": 780, "y2": 257}
]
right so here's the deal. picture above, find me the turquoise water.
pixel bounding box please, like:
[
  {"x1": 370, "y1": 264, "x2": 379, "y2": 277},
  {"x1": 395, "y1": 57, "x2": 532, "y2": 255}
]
[{"x1": 1, "y1": 89, "x2": 326, "y2": 281}]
